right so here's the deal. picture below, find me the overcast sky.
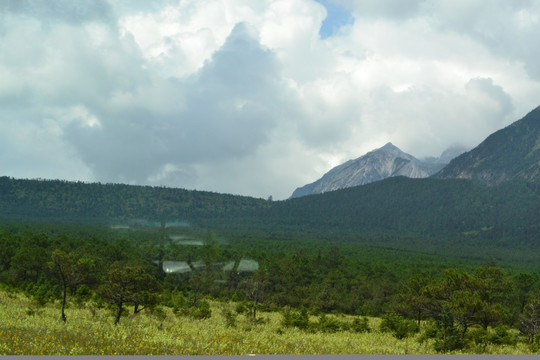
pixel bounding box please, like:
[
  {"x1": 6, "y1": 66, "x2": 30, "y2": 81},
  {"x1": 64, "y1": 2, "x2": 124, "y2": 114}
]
[{"x1": 1, "y1": 0, "x2": 539, "y2": 199}]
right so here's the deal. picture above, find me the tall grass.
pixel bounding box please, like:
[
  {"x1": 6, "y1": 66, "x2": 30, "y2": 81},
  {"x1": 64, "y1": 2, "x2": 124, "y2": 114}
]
[{"x1": 0, "y1": 290, "x2": 532, "y2": 355}]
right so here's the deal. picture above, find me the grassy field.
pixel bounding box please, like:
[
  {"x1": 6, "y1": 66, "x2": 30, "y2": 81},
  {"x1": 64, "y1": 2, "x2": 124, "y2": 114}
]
[{"x1": 0, "y1": 289, "x2": 534, "y2": 355}]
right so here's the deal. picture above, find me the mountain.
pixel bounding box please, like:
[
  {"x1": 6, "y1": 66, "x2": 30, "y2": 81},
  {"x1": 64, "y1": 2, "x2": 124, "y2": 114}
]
[
  {"x1": 422, "y1": 145, "x2": 469, "y2": 165},
  {"x1": 434, "y1": 106, "x2": 540, "y2": 185},
  {"x1": 290, "y1": 143, "x2": 446, "y2": 198}
]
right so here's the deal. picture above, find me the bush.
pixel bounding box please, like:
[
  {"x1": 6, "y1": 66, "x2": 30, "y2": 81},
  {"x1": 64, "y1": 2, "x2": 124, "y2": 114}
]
[
  {"x1": 465, "y1": 326, "x2": 518, "y2": 353},
  {"x1": 25, "y1": 281, "x2": 59, "y2": 306},
  {"x1": 314, "y1": 314, "x2": 345, "y2": 333},
  {"x1": 174, "y1": 299, "x2": 212, "y2": 319},
  {"x1": 190, "y1": 300, "x2": 212, "y2": 319},
  {"x1": 419, "y1": 322, "x2": 439, "y2": 342},
  {"x1": 222, "y1": 308, "x2": 237, "y2": 328},
  {"x1": 467, "y1": 328, "x2": 488, "y2": 352},
  {"x1": 531, "y1": 333, "x2": 540, "y2": 352},
  {"x1": 150, "y1": 306, "x2": 167, "y2": 322},
  {"x1": 351, "y1": 317, "x2": 371, "y2": 333},
  {"x1": 488, "y1": 325, "x2": 517, "y2": 346},
  {"x1": 433, "y1": 327, "x2": 464, "y2": 353},
  {"x1": 235, "y1": 302, "x2": 248, "y2": 315},
  {"x1": 281, "y1": 307, "x2": 310, "y2": 330},
  {"x1": 380, "y1": 312, "x2": 419, "y2": 339},
  {"x1": 74, "y1": 285, "x2": 92, "y2": 307},
  {"x1": 90, "y1": 292, "x2": 105, "y2": 309},
  {"x1": 163, "y1": 290, "x2": 186, "y2": 310},
  {"x1": 432, "y1": 310, "x2": 464, "y2": 353}
]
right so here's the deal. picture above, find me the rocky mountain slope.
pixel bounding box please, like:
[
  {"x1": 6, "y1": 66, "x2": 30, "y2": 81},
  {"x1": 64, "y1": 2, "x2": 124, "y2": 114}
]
[
  {"x1": 290, "y1": 143, "x2": 446, "y2": 198},
  {"x1": 434, "y1": 106, "x2": 540, "y2": 185}
]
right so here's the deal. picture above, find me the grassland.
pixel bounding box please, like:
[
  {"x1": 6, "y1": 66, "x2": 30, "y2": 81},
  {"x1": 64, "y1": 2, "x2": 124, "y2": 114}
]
[{"x1": 0, "y1": 290, "x2": 533, "y2": 355}]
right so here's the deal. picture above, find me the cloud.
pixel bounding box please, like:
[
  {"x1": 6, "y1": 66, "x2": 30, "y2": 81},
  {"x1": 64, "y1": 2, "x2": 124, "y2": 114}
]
[
  {"x1": 63, "y1": 22, "x2": 292, "y2": 186},
  {"x1": 338, "y1": 0, "x2": 425, "y2": 20},
  {"x1": 426, "y1": 0, "x2": 540, "y2": 81},
  {"x1": 0, "y1": 0, "x2": 114, "y2": 25}
]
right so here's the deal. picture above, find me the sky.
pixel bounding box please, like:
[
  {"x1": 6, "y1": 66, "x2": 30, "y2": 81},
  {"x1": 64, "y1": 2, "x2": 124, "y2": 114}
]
[{"x1": 1, "y1": 0, "x2": 539, "y2": 200}]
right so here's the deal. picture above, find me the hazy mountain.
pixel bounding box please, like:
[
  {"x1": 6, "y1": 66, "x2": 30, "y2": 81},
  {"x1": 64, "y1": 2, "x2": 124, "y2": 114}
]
[
  {"x1": 434, "y1": 106, "x2": 540, "y2": 185},
  {"x1": 290, "y1": 143, "x2": 446, "y2": 198},
  {"x1": 422, "y1": 145, "x2": 469, "y2": 165}
]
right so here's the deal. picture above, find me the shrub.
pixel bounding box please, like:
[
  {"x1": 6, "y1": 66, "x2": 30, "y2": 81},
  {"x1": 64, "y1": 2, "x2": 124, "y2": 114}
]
[
  {"x1": 173, "y1": 299, "x2": 212, "y2": 319},
  {"x1": 222, "y1": 308, "x2": 237, "y2": 328},
  {"x1": 74, "y1": 285, "x2": 92, "y2": 307},
  {"x1": 419, "y1": 322, "x2": 439, "y2": 341},
  {"x1": 380, "y1": 312, "x2": 419, "y2": 339},
  {"x1": 488, "y1": 325, "x2": 517, "y2": 346},
  {"x1": 281, "y1": 307, "x2": 310, "y2": 330},
  {"x1": 432, "y1": 310, "x2": 464, "y2": 353},
  {"x1": 433, "y1": 326, "x2": 464, "y2": 353},
  {"x1": 314, "y1": 314, "x2": 345, "y2": 333},
  {"x1": 190, "y1": 300, "x2": 212, "y2": 319},
  {"x1": 235, "y1": 302, "x2": 248, "y2": 315},
  {"x1": 467, "y1": 328, "x2": 488, "y2": 352},
  {"x1": 150, "y1": 306, "x2": 167, "y2": 322},
  {"x1": 163, "y1": 290, "x2": 186, "y2": 310},
  {"x1": 351, "y1": 317, "x2": 371, "y2": 333}
]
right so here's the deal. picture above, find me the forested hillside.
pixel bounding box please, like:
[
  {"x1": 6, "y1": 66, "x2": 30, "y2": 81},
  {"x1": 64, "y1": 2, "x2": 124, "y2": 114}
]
[
  {"x1": 434, "y1": 105, "x2": 540, "y2": 184},
  {"x1": 1, "y1": 174, "x2": 539, "y2": 266},
  {"x1": 0, "y1": 176, "x2": 269, "y2": 224}
]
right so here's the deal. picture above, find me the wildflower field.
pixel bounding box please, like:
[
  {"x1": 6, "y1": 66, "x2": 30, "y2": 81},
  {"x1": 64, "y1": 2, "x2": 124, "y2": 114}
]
[{"x1": 0, "y1": 289, "x2": 533, "y2": 355}]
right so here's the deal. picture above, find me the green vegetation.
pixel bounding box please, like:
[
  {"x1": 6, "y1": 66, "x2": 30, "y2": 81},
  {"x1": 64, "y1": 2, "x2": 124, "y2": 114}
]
[
  {"x1": 1, "y1": 176, "x2": 538, "y2": 266},
  {"x1": 0, "y1": 289, "x2": 536, "y2": 355},
  {"x1": 1, "y1": 224, "x2": 540, "y2": 354}
]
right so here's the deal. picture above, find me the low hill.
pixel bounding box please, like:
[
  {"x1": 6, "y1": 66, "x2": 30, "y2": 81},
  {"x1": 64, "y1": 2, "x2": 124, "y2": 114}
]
[{"x1": 0, "y1": 176, "x2": 269, "y2": 224}]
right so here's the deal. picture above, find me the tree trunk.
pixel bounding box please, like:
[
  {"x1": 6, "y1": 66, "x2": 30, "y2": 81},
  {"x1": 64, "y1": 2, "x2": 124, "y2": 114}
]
[
  {"x1": 460, "y1": 323, "x2": 468, "y2": 341},
  {"x1": 114, "y1": 299, "x2": 123, "y2": 325},
  {"x1": 60, "y1": 272, "x2": 67, "y2": 323},
  {"x1": 61, "y1": 284, "x2": 67, "y2": 323},
  {"x1": 252, "y1": 299, "x2": 257, "y2": 324}
]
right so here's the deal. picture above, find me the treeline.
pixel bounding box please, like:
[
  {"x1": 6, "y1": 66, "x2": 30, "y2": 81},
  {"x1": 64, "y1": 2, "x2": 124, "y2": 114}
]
[
  {"x1": 2, "y1": 227, "x2": 540, "y2": 352},
  {"x1": 0, "y1": 176, "x2": 269, "y2": 223}
]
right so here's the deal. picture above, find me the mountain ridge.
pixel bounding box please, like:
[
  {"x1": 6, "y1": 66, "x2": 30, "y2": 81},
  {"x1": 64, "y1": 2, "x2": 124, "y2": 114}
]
[
  {"x1": 290, "y1": 142, "x2": 447, "y2": 198},
  {"x1": 433, "y1": 106, "x2": 540, "y2": 184}
]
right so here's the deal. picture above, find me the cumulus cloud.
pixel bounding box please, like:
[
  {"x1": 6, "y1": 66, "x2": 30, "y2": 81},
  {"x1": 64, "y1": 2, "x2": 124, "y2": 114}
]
[
  {"x1": 1, "y1": 0, "x2": 539, "y2": 199},
  {"x1": 63, "y1": 22, "x2": 293, "y2": 186}
]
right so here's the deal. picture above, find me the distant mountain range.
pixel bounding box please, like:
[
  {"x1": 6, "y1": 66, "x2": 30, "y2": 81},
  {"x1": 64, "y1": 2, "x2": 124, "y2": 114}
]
[
  {"x1": 422, "y1": 145, "x2": 471, "y2": 165},
  {"x1": 291, "y1": 106, "x2": 540, "y2": 198},
  {"x1": 290, "y1": 143, "x2": 466, "y2": 198},
  {"x1": 434, "y1": 106, "x2": 540, "y2": 185}
]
